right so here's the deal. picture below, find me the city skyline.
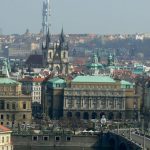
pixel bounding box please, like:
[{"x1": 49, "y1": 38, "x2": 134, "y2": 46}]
[{"x1": 0, "y1": 0, "x2": 150, "y2": 35}]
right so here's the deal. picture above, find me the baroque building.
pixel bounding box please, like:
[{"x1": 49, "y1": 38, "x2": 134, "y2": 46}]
[
  {"x1": 63, "y1": 76, "x2": 140, "y2": 120},
  {"x1": 42, "y1": 29, "x2": 69, "y2": 74},
  {"x1": 0, "y1": 77, "x2": 32, "y2": 127},
  {"x1": 87, "y1": 54, "x2": 104, "y2": 75}
]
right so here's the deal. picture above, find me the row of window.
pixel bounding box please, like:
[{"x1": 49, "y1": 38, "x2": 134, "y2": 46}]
[
  {"x1": 65, "y1": 97, "x2": 124, "y2": 101},
  {"x1": 1, "y1": 146, "x2": 13, "y2": 150},
  {"x1": 33, "y1": 92, "x2": 41, "y2": 96},
  {"x1": 0, "y1": 114, "x2": 26, "y2": 121},
  {"x1": 49, "y1": 51, "x2": 67, "y2": 59},
  {"x1": 65, "y1": 102, "x2": 123, "y2": 110},
  {"x1": 0, "y1": 136, "x2": 10, "y2": 143},
  {"x1": 0, "y1": 100, "x2": 27, "y2": 110},
  {"x1": 65, "y1": 91, "x2": 123, "y2": 96},
  {"x1": 32, "y1": 136, "x2": 71, "y2": 142},
  {"x1": 71, "y1": 85, "x2": 118, "y2": 89},
  {"x1": 0, "y1": 86, "x2": 15, "y2": 91},
  {"x1": 33, "y1": 97, "x2": 41, "y2": 100}
]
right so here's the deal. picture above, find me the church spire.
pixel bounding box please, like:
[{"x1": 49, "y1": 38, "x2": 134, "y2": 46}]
[
  {"x1": 59, "y1": 27, "x2": 65, "y2": 44},
  {"x1": 46, "y1": 27, "x2": 51, "y2": 48}
]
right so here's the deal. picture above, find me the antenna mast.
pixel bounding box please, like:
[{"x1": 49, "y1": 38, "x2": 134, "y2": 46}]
[{"x1": 42, "y1": 0, "x2": 51, "y2": 36}]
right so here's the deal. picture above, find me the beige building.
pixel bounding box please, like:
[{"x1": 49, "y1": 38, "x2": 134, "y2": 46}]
[
  {"x1": 0, "y1": 77, "x2": 32, "y2": 127},
  {"x1": 64, "y1": 76, "x2": 140, "y2": 120},
  {"x1": 0, "y1": 125, "x2": 13, "y2": 150}
]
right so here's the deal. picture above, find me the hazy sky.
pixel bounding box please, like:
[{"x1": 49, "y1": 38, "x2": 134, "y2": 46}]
[{"x1": 0, "y1": 0, "x2": 150, "y2": 34}]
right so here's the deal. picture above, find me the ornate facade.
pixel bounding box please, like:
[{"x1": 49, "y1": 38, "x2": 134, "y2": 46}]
[
  {"x1": 42, "y1": 29, "x2": 69, "y2": 74},
  {"x1": 63, "y1": 76, "x2": 140, "y2": 120},
  {"x1": 0, "y1": 77, "x2": 32, "y2": 127}
]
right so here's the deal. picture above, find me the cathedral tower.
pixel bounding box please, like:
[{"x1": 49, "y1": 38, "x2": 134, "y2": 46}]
[{"x1": 42, "y1": 28, "x2": 69, "y2": 75}]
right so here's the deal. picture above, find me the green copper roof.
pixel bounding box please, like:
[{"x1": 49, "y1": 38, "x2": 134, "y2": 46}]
[
  {"x1": 48, "y1": 77, "x2": 65, "y2": 84},
  {"x1": 0, "y1": 78, "x2": 20, "y2": 84},
  {"x1": 72, "y1": 76, "x2": 116, "y2": 83},
  {"x1": 133, "y1": 70, "x2": 143, "y2": 75},
  {"x1": 121, "y1": 80, "x2": 133, "y2": 86}
]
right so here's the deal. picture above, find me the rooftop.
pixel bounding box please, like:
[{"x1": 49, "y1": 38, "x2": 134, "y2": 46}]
[
  {"x1": 0, "y1": 125, "x2": 11, "y2": 132},
  {"x1": 72, "y1": 75, "x2": 116, "y2": 83},
  {"x1": 48, "y1": 77, "x2": 65, "y2": 84},
  {"x1": 26, "y1": 54, "x2": 43, "y2": 65},
  {"x1": 121, "y1": 80, "x2": 133, "y2": 86},
  {"x1": 0, "y1": 78, "x2": 20, "y2": 84},
  {"x1": 20, "y1": 77, "x2": 45, "y2": 82}
]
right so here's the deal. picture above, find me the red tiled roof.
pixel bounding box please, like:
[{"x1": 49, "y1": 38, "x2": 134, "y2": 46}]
[
  {"x1": 0, "y1": 125, "x2": 11, "y2": 132},
  {"x1": 20, "y1": 77, "x2": 45, "y2": 82},
  {"x1": 32, "y1": 78, "x2": 45, "y2": 82}
]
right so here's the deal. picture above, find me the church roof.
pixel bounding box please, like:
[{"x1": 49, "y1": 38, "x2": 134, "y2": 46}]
[
  {"x1": 72, "y1": 75, "x2": 116, "y2": 83},
  {"x1": 26, "y1": 54, "x2": 43, "y2": 65},
  {"x1": 88, "y1": 63, "x2": 104, "y2": 68}
]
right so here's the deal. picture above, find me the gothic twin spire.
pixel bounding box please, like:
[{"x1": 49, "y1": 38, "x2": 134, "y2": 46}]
[{"x1": 44, "y1": 27, "x2": 65, "y2": 49}]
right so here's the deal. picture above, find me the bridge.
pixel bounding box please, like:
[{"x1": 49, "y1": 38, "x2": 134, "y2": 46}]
[{"x1": 101, "y1": 129, "x2": 150, "y2": 150}]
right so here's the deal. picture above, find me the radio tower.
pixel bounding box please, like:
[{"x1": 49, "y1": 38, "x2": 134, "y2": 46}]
[{"x1": 42, "y1": 0, "x2": 50, "y2": 36}]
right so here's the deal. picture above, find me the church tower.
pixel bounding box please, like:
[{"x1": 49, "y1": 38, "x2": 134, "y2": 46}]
[
  {"x1": 107, "y1": 53, "x2": 115, "y2": 66},
  {"x1": 42, "y1": 28, "x2": 69, "y2": 75}
]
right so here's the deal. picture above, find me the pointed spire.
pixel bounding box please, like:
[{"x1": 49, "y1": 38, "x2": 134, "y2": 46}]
[
  {"x1": 46, "y1": 27, "x2": 51, "y2": 48},
  {"x1": 59, "y1": 27, "x2": 65, "y2": 44}
]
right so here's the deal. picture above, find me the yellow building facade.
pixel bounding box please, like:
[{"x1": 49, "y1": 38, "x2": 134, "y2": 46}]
[{"x1": 0, "y1": 78, "x2": 32, "y2": 127}]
